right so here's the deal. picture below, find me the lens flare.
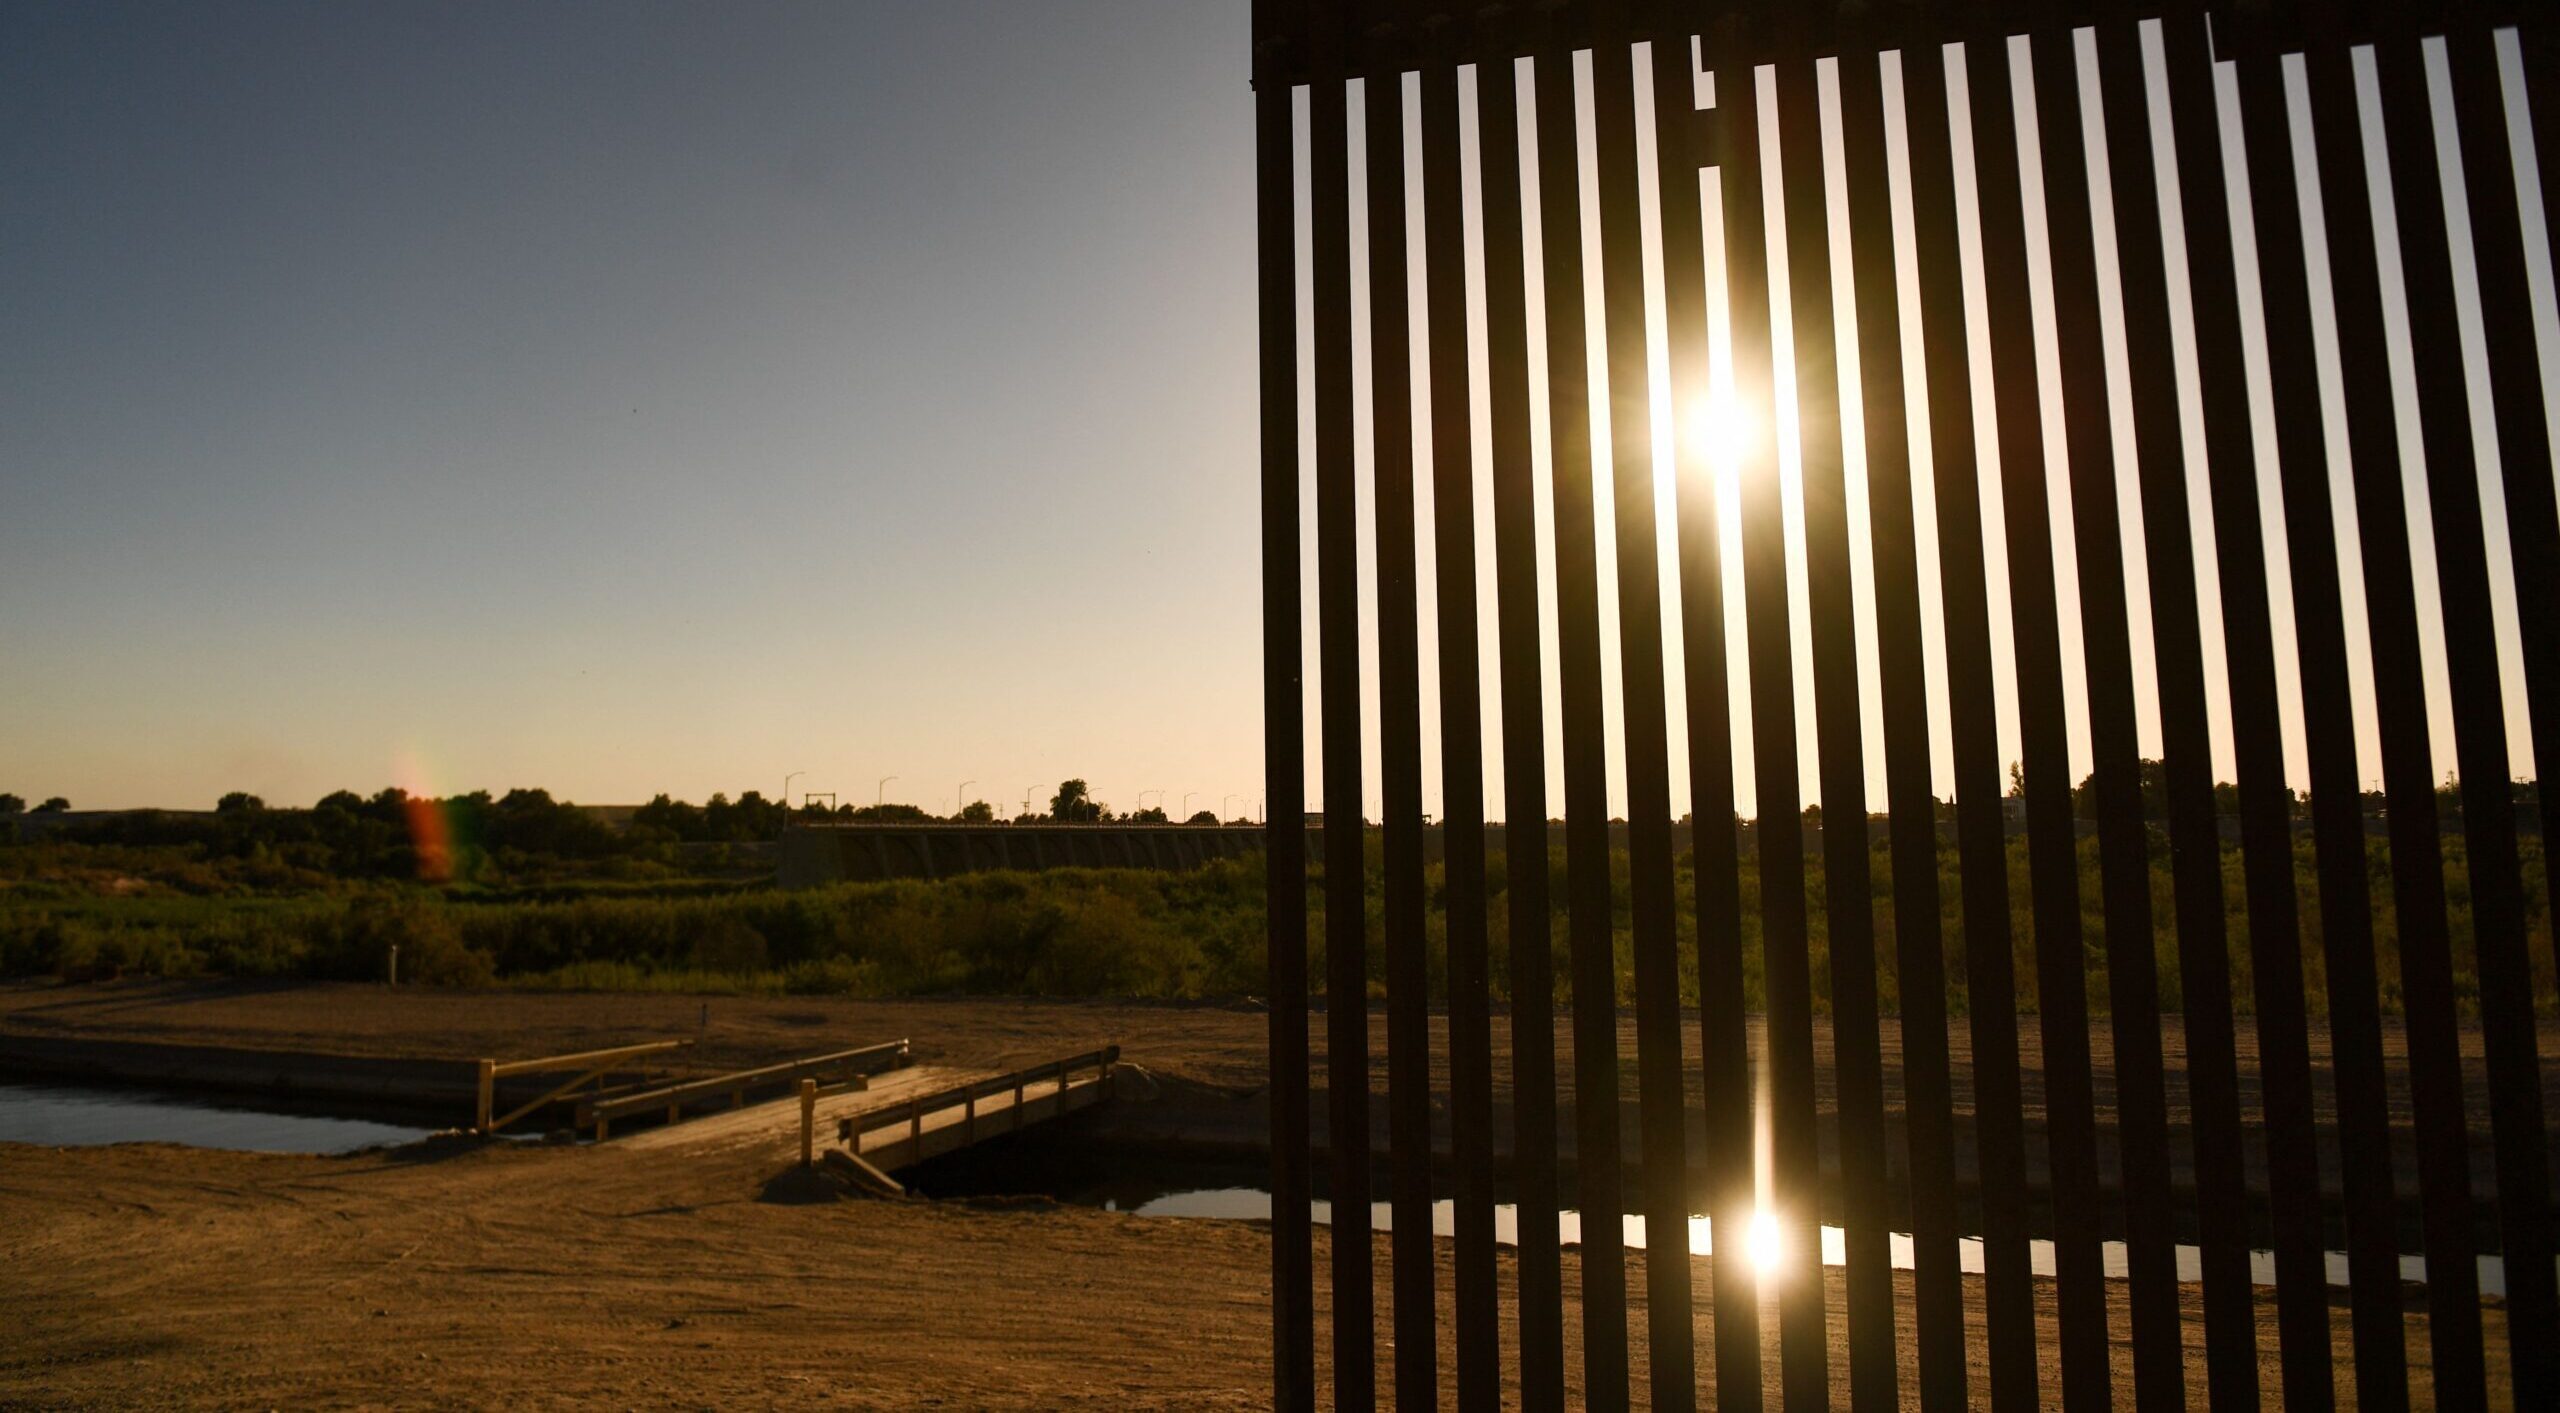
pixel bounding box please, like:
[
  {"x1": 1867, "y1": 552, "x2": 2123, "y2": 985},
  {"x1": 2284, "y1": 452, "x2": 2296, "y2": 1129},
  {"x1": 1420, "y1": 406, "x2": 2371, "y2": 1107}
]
[{"x1": 393, "y1": 747, "x2": 454, "y2": 883}]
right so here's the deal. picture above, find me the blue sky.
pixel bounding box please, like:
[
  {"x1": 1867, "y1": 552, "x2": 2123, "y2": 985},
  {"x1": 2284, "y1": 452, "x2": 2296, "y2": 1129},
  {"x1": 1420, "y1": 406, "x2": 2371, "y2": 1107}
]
[
  {"x1": 4, "y1": 7, "x2": 2548, "y2": 820},
  {"x1": 3, "y1": 1, "x2": 1264, "y2": 815}
]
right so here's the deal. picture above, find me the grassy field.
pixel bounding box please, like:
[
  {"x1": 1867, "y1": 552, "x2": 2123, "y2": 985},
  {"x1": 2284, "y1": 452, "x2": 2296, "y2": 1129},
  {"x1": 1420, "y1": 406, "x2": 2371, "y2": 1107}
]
[{"x1": 2, "y1": 829, "x2": 2548, "y2": 1015}]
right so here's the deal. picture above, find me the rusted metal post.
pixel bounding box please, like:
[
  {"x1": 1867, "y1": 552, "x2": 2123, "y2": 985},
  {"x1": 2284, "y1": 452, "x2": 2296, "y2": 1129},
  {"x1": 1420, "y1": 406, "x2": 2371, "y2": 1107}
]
[
  {"x1": 476, "y1": 1058, "x2": 494, "y2": 1134},
  {"x1": 799, "y1": 1078, "x2": 816, "y2": 1168}
]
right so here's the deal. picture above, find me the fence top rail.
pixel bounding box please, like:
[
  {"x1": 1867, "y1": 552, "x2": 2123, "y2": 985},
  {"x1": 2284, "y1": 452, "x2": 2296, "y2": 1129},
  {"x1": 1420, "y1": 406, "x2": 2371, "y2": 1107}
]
[
  {"x1": 1247, "y1": 0, "x2": 2498, "y2": 89},
  {"x1": 487, "y1": 1038, "x2": 693, "y2": 1079},
  {"x1": 584, "y1": 1039, "x2": 912, "y2": 1122},
  {"x1": 846, "y1": 1045, "x2": 1120, "y2": 1136}
]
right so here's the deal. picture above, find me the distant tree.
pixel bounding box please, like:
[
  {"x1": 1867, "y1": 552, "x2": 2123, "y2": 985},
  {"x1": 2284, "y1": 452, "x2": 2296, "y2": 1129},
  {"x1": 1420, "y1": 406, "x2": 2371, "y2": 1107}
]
[
  {"x1": 34, "y1": 797, "x2": 69, "y2": 814},
  {"x1": 1050, "y1": 779, "x2": 1103, "y2": 823},
  {"x1": 850, "y1": 802, "x2": 931, "y2": 823},
  {"x1": 958, "y1": 800, "x2": 996, "y2": 823},
  {"x1": 1185, "y1": 809, "x2": 1218, "y2": 825},
  {"x1": 0, "y1": 793, "x2": 22, "y2": 816},
  {"x1": 633, "y1": 793, "x2": 709, "y2": 842},
  {"x1": 1128, "y1": 806, "x2": 1169, "y2": 824},
  {"x1": 2071, "y1": 758, "x2": 2171, "y2": 820},
  {"x1": 315, "y1": 789, "x2": 366, "y2": 816},
  {"x1": 2006, "y1": 761, "x2": 2025, "y2": 799},
  {"x1": 1801, "y1": 803, "x2": 1824, "y2": 827},
  {"x1": 216, "y1": 791, "x2": 265, "y2": 814}
]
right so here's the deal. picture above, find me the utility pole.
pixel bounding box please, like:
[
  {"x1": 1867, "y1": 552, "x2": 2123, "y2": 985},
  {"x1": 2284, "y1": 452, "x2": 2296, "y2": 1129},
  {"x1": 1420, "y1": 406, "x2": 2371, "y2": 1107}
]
[{"x1": 1023, "y1": 788, "x2": 1036, "y2": 819}]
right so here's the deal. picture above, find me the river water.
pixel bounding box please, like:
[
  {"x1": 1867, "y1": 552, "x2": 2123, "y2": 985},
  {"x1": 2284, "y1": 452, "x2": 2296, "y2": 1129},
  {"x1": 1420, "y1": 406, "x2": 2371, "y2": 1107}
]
[
  {"x1": 0, "y1": 1081, "x2": 433, "y2": 1154},
  {"x1": 1109, "y1": 1187, "x2": 2523, "y2": 1295}
]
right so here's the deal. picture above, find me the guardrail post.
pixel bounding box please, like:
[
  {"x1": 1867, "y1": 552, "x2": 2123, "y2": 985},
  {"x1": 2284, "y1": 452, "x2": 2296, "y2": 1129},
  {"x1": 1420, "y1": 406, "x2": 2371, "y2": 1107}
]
[
  {"x1": 799, "y1": 1078, "x2": 817, "y2": 1168},
  {"x1": 476, "y1": 1058, "x2": 495, "y2": 1134}
]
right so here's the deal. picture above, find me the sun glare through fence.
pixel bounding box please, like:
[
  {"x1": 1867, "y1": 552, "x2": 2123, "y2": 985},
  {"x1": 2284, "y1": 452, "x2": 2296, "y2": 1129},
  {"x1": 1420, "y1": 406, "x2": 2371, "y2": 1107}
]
[{"x1": 1261, "y1": 0, "x2": 2560, "y2": 1408}]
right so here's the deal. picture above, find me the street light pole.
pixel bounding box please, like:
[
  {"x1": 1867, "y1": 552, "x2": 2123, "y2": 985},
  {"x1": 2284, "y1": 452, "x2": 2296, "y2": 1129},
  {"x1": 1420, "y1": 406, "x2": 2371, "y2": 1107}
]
[
  {"x1": 957, "y1": 780, "x2": 976, "y2": 819},
  {"x1": 1224, "y1": 794, "x2": 1240, "y2": 821},
  {"x1": 784, "y1": 769, "x2": 806, "y2": 809},
  {"x1": 876, "y1": 776, "x2": 897, "y2": 809},
  {"x1": 1182, "y1": 791, "x2": 1199, "y2": 820}
]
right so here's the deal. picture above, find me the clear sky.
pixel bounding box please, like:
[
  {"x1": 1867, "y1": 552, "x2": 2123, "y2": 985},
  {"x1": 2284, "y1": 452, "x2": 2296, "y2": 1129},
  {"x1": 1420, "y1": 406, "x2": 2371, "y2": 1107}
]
[
  {"x1": 4, "y1": 0, "x2": 1265, "y2": 817},
  {"x1": 4, "y1": 8, "x2": 2548, "y2": 821}
]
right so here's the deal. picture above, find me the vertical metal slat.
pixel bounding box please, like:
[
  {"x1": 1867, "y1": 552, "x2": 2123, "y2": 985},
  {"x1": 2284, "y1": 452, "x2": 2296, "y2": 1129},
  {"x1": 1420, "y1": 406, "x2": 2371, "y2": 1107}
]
[
  {"x1": 2024, "y1": 24, "x2": 2185, "y2": 1408},
  {"x1": 1588, "y1": 4, "x2": 1699, "y2": 1402},
  {"x1": 1475, "y1": 38, "x2": 1567, "y2": 1408},
  {"x1": 1770, "y1": 38, "x2": 1898, "y2": 1412},
  {"x1": 2301, "y1": 32, "x2": 2487, "y2": 1407},
  {"x1": 2228, "y1": 26, "x2": 2409, "y2": 1406},
  {"x1": 1967, "y1": 33, "x2": 2113, "y2": 1407},
  {"x1": 1362, "y1": 35, "x2": 1436, "y2": 1411},
  {"x1": 1902, "y1": 39, "x2": 2042, "y2": 1409},
  {"x1": 2440, "y1": 21, "x2": 2560, "y2": 1396},
  {"x1": 2094, "y1": 12, "x2": 2259, "y2": 1407},
  {"x1": 1531, "y1": 19, "x2": 1632, "y2": 1403},
  {"x1": 1836, "y1": 36, "x2": 1968, "y2": 1413},
  {"x1": 1253, "y1": 4, "x2": 1314, "y2": 1402},
  {"x1": 1417, "y1": 34, "x2": 1501, "y2": 1406},
  {"x1": 1666, "y1": 14, "x2": 1762, "y2": 1409},
  {"x1": 1307, "y1": 2, "x2": 1376, "y2": 1397},
  {"x1": 1713, "y1": 34, "x2": 1830, "y2": 1412}
]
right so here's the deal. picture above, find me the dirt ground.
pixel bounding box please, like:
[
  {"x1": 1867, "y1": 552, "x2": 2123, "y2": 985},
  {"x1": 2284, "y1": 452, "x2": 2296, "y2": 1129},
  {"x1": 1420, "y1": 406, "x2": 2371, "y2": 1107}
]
[
  {"x1": 0, "y1": 981, "x2": 2523, "y2": 1407},
  {"x1": 0, "y1": 1133, "x2": 2500, "y2": 1408}
]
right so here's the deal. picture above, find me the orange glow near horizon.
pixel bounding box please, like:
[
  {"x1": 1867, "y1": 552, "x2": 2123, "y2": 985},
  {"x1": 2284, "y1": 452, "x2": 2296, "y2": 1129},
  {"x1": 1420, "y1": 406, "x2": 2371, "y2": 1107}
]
[{"x1": 394, "y1": 749, "x2": 454, "y2": 883}]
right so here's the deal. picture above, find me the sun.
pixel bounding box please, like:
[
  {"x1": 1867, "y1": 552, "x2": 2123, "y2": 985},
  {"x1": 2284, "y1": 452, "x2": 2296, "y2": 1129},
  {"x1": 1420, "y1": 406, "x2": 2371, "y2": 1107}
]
[
  {"x1": 1683, "y1": 389, "x2": 1749, "y2": 475},
  {"x1": 1744, "y1": 1207, "x2": 1782, "y2": 1275}
]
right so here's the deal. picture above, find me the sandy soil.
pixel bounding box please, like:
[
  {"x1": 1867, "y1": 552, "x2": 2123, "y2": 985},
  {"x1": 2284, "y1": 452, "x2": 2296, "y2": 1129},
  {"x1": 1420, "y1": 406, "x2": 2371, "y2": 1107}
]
[
  {"x1": 0, "y1": 1127, "x2": 2499, "y2": 1408},
  {"x1": 0, "y1": 981, "x2": 2524, "y2": 1406}
]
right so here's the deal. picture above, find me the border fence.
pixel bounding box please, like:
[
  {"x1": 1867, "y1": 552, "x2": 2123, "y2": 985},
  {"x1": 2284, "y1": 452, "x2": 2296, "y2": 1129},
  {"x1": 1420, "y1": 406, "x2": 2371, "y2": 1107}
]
[{"x1": 1257, "y1": 0, "x2": 2560, "y2": 1406}]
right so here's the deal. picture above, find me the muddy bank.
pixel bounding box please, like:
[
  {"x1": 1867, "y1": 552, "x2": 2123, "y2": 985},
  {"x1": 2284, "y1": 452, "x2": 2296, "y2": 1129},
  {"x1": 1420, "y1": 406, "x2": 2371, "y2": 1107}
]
[
  {"x1": 4, "y1": 980, "x2": 2540, "y2": 1249},
  {"x1": 0, "y1": 1033, "x2": 486, "y2": 1125}
]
